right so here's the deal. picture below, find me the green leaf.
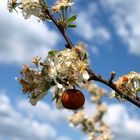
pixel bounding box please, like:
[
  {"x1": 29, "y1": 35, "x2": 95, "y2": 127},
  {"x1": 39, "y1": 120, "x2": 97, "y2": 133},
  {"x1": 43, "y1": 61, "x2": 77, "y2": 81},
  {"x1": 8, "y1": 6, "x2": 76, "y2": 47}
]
[
  {"x1": 67, "y1": 15, "x2": 77, "y2": 23},
  {"x1": 67, "y1": 24, "x2": 76, "y2": 28},
  {"x1": 83, "y1": 53, "x2": 87, "y2": 60},
  {"x1": 48, "y1": 50, "x2": 57, "y2": 57},
  {"x1": 137, "y1": 87, "x2": 140, "y2": 92}
]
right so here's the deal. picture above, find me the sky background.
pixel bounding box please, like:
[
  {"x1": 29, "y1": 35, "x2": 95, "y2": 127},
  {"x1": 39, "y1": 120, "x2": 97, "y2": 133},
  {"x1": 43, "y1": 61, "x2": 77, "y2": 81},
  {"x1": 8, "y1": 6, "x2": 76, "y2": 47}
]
[{"x1": 0, "y1": 0, "x2": 140, "y2": 140}]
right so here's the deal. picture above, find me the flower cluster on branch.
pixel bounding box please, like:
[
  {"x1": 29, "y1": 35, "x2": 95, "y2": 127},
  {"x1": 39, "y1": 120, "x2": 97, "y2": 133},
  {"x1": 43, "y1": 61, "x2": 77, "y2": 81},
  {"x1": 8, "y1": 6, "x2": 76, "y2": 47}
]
[
  {"x1": 112, "y1": 71, "x2": 140, "y2": 100},
  {"x1": 16, "y1": 45, "x2": 89, "y2": 106}
]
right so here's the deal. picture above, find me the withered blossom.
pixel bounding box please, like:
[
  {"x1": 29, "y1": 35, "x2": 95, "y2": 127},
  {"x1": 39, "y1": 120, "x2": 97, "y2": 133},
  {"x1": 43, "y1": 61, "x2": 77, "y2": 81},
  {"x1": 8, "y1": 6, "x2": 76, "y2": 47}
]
[
  {"x1": 112, "y1": 71, "x2": 140, "y2": 100},
  {"x1": 7, "y1": 0, "x2": 20, "y2": 12}
]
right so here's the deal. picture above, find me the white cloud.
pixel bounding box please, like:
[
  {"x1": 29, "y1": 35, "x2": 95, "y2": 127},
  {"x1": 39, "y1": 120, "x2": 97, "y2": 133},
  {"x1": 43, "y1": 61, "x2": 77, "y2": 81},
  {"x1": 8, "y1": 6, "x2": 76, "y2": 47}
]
[
  {"x1": 81, "y1": 102, "x2": 140, "y2": 140},
  {"x1": 0, "y1": 90, "x2": 73, "y2": 140},
  {"x1": 0, "y1": 0, "x2": 59, "y2": 64},
  {"x1": 101, "y1": 0, "x2": 140, "y2": 56},
  {"x1": 17, "y1": 100, "x2": 71, "y2": 123},
  {"x1": 90, "y1": 46, "x2": 99, "y2": 56},
  {"x1": 104, "y1": 104, "x2": 140, "y2": 140},
  {"x1": 75, "y1": 2, "x2": 110, "y2": 42},
  {"x1": 0, "y1": 92, "x2": 56, "y2": 140},
  {"x1": 57, "y1": 136, "x2": 72, "y2": 140}
]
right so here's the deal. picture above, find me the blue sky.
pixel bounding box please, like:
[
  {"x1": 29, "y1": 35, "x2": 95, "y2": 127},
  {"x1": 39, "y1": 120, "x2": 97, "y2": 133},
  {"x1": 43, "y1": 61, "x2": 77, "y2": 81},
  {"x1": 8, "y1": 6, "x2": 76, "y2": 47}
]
[{"x1": 0, "y1": 0, "x2": 140, "y2": 140}]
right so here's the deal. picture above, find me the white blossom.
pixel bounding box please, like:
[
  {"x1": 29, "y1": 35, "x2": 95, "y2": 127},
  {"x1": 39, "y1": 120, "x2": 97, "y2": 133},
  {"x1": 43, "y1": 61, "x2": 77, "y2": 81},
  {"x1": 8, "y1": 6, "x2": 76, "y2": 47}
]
[
  {"x1": 21, "y1": 0, "x2": 41, "y2": 19},
  {"x1": 7, "y1": 0, "x2": 42, "y2": 19}
]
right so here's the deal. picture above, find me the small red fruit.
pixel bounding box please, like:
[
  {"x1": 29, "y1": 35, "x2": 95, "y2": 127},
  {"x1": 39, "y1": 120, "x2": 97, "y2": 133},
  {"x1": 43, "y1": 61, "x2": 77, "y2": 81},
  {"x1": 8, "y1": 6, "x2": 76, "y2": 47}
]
[{"x1": 61, "y1": 89, "x2": 85, "y2": 110}]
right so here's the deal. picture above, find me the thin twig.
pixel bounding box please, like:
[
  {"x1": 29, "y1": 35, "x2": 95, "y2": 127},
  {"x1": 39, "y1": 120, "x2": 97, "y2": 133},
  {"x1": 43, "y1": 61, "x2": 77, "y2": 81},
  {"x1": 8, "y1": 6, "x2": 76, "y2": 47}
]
[
  {"x1": 45, "y1": 9, "x2": 74, "y2": 49},
  {"x1": 109, "y1": 71, "x2": 116, "y2": 82},
  {"x1": 87, "y1": 68, "x2": 140, "y2": 108}
]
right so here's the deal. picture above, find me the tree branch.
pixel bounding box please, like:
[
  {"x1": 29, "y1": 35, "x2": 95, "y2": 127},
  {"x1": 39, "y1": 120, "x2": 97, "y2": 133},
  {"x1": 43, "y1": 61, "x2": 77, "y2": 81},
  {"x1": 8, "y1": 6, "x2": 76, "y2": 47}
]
[
  {"x1": 45, "y1": 9, "x2": 140, "y2": 108},
  {"x1": 87, "y1": 68, "x2": 140, "y2": 108},
  {"x1": 45, "y1": 9, "x2": 74, "y2": 49}
]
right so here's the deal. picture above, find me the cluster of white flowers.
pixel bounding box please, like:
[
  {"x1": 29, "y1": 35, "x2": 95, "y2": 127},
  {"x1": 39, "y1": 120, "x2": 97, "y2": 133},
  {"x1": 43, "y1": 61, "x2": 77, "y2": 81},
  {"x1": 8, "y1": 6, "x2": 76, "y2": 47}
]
[
  {"x1": 69, "y1": 110, "x2": 86, "y2": 126},
  {"x1": 7, "y1": 0, "x2": 47, "y2": 19},
  {"x1": 17, "y1": 46, "x2": 89, "y2": 105},
  {"x1": 7, "y1": 0, "x2": 74, "y2": 19},
  {"x1": 111, "y1": 71, "x2": 140, "y2": 100},
  {"x1": 51, "y1": 0, "x2": 74, "y2": 13},
  {"x1": 46, "y1": 48, "x2": 89, "y2": 87},
  {"x1": 21, "y1": 0, "x2": 41, "y2": 19},
  {"x1": 69, "y1": 82, "x2": 112, "y2": 140},
  {"x1": 69, "y1": 108, "x2": 112, "y2": 140}
]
